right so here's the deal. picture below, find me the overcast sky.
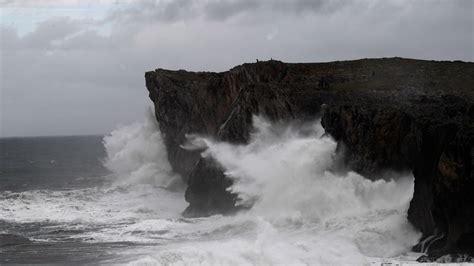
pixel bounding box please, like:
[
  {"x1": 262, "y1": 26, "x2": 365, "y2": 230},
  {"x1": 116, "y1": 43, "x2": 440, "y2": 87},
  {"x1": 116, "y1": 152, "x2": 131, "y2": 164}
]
[{"x1": 0, "y1": 0, "x2": 473, "y2": 137}]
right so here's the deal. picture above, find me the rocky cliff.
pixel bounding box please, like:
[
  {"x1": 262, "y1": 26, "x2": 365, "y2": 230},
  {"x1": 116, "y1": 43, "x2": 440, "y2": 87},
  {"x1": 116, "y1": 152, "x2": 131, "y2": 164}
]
[{"x1": 145, "y1": 58, "x2": 474, "y2": 256}]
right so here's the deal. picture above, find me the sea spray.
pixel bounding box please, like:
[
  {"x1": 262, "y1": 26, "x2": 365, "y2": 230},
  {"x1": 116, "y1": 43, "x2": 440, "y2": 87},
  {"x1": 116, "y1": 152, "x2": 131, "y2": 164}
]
[
  {"x1": 0, "y1": 113, "x2": 187, "y2": 247},
  {"x1": 178, "y1": 115, "x2": 421, "y2": 262},
  {"x1": 190, "y1": 116, "x2": 414, "y2": 219},
  {"x1": 102, "y1": 110, "x2": 182, "y2": 188},
  {"x1": 0, "y1": 114, "x2": 421, "y2": 264}
]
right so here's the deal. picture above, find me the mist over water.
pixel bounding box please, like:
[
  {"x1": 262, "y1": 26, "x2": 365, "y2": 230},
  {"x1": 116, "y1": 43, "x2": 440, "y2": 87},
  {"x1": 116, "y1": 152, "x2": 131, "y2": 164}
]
[{"x1": 0, "y1": 113, "x2": 420, "y2": 265}]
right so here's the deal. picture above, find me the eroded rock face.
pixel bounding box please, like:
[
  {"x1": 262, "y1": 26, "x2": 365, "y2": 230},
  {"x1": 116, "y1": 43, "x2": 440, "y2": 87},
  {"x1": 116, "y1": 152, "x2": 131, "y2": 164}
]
[
  {"x1": 322, "y1": 95, "x2": 474, "y2": 255},
  {"x1": 145, "y1": 58, "x2": 474, "y2": 255}
]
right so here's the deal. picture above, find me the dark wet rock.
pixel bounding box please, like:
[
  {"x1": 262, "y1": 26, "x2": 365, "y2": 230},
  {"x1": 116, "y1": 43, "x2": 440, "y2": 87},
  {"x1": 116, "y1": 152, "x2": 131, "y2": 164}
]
[
  {"x1": 183, "y1": 158, "x2": 237, "y2": 217},
  {"x1": 145, "y1": 58, "x2": 474, "y2": 255},
  {"x1": 436, "y1": 254, "x2": 473, "y2": 263},
  {"x1": 416, "y1": 255, "x2": 435, "y2": 263},
  {"x1": 417, "y1": 253, "x2": 473, "y2": 263},
  {"x1": 322, "y1": 95, "x2": 474, "y2": 256}
]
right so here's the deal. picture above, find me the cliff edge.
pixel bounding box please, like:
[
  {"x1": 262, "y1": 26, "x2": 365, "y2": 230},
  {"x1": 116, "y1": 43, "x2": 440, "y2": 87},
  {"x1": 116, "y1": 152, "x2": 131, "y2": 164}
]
[{"x1": 145, "y1": 58, "x2": 474, "y2": 256}]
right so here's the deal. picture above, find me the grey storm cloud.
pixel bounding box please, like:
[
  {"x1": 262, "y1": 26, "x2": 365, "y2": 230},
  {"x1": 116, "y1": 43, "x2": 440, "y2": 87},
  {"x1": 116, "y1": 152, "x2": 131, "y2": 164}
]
[
  {"x1": 1, "y1": 0, "x2": 473, "y2": 137},
  {"x1": 2, "y1": 17, "x2": 86, "y2": 50},
  {"x1": 200, "y1": 0, "x2": 346, "y2": 20},
  {"x1": 107, "y1": 0, "x2": 351, "y2": 23}
]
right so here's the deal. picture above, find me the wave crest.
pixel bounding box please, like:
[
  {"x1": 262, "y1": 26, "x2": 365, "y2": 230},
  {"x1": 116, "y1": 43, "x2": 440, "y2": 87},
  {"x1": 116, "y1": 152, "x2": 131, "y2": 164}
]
[{"x1": 102, "y1": 110, "x2": 181, "y2": 188}]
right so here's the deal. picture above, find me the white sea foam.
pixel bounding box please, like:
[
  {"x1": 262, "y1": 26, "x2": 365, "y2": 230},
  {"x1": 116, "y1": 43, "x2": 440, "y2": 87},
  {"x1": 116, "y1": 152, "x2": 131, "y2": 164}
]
[
  {"x1": 135, "y1": 115, "x2": 420, "y2": 265},
  {"x1": 1, "y1": 115, "x2": 421, "y2": 265},
  {"x1": 193, "y1": 116, "x2": 414, "y2": 220},
  {"x1": 0, "y1": 112, "x2": 186, "y2": 243},
  {"x1": 102, "y1": 109, "x2": 182, "y2": 188},
  {"x1": 0, "y1": 185, "x2": 185, "y2": 225}
]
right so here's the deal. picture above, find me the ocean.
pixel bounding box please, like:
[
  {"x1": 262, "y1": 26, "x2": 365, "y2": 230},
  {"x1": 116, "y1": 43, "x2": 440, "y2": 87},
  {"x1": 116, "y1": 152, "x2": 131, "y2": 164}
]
[{"x1": 0, "y1": 115, "x2": 423, "y2": 265}]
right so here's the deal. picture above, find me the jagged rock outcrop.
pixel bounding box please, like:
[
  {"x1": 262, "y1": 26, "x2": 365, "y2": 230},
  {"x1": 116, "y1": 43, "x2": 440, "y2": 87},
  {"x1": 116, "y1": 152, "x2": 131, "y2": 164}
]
[{"x1": 145, "y1": 58, "x2": 474, "y2": 255}]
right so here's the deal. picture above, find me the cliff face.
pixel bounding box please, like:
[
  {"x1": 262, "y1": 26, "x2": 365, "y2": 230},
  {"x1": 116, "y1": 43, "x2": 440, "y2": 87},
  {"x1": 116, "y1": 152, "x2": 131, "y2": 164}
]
[
  {"x1": 145, "y1": 58, "x2": 474, "y2": 255},
  {"x1": 321, "y1": 93, "x2": 474, "y2": 255}
]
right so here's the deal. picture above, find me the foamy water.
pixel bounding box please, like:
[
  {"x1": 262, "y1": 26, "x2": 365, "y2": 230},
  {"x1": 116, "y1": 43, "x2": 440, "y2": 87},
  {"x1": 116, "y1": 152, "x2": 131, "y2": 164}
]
[{"x1": 0, "y1": 113, "x2": 422, "y2": 265}]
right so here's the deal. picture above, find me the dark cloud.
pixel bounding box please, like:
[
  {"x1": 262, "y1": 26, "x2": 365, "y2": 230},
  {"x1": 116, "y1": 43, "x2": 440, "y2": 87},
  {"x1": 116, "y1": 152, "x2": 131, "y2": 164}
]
[
  {"x1": 203, "y1": 0, "x2": 260, "y2": 20},
  {"x1": 107, "y1": 0, "x2": 350, "y2": 24},
  {"x1": 106, "y1": 0, "x2": 196, "y2": 23}
]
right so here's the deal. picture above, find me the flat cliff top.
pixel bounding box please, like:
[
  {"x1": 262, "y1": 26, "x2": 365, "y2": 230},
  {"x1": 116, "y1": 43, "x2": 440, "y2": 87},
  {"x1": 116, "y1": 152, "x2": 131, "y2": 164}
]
[
  {"x1": 147, "y1": 58, "x2": 474, "y2": 126},
  {"x1": 148, "y1": 57, "x2": 474, "y2": 100}
]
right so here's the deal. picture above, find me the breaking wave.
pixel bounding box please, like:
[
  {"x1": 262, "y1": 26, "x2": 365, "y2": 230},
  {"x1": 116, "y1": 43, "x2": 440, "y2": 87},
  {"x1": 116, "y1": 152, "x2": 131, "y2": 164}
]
[
  {"x1": 195, "y1": 116, "x2": 414, "y2": 221},
  {"x1": 103, "y1": 110, "x2": 182, "y2": 188},
  {"x1": 1, "y1": 114, "x2": 421, "y2": 265},
  {"x1": 167, "y1": 116, "x2": 422, "y2": 264}
]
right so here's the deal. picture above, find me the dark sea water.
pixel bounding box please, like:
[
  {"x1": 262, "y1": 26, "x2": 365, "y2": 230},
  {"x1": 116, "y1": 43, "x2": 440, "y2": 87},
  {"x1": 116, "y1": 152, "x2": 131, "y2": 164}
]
[
  {"x1": 0, "y1": 135, "x2": 117, "y2": 263},
  {"x1": 0, "y1": 136, "x2": 108, "y2": 192},
  {"x1": 0, "y1": 130, "x2": 186, "y2": 264}
]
